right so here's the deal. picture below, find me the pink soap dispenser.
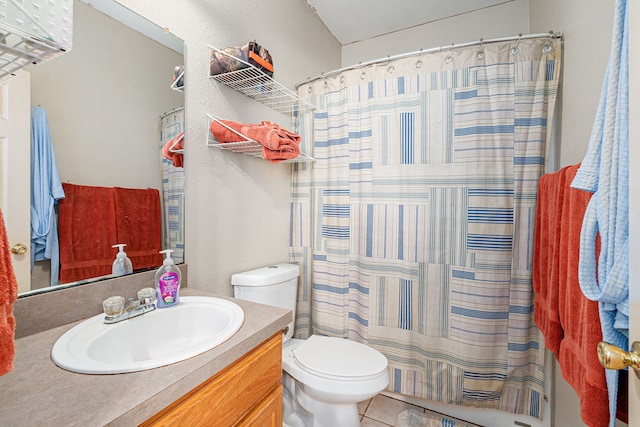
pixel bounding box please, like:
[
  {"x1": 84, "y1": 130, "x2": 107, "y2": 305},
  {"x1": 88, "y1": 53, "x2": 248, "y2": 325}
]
[{"x1": 155, "y1": 249, "x2": 181, "y2": 308}]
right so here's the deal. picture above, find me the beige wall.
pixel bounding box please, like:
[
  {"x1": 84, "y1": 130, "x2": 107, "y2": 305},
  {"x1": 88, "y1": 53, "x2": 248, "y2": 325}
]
[
  {"x1": 530, "y1": 0, "x2": 615, "y2": 168},
  {"x1": 341, "y1": 0, "x2": 529, "y2": 66}
]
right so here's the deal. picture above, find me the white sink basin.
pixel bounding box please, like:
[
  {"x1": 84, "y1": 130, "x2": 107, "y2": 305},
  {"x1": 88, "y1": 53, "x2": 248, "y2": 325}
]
[{"x1": 51, "y1": 296, "x2": 244, "y2": 374}]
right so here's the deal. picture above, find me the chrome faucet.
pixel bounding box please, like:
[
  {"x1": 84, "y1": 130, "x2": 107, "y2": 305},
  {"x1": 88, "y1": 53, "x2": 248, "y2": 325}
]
[{"x1": 103, "y1": 288, "x2": 156, "y2": 324}]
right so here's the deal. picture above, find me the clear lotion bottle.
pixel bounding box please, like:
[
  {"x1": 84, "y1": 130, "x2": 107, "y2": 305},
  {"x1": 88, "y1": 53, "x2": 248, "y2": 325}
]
[
  {"x1": 111, "y1": 244, "x2": 133, "y2": 277},
  {"x1": 155, "y1": 249, "x2": 181, "y2": 308}
]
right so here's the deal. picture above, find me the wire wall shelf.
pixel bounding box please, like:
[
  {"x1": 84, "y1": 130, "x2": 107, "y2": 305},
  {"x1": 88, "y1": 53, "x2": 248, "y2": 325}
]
[
  {"x1": 206, "y1": 114, "x2": 314, "y2": 163},
  {"x1": 208, "y1": 46, "x2": 315, "y2": 115},
  {"x1": 0, "y1": 0, "x2": 72, "y2": 81},
  {"x1": 0, "y1": 27, "x2": 61, "y2": 80}
]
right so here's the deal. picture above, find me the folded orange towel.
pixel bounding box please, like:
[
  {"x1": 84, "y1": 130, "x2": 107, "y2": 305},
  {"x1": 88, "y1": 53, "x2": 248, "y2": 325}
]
[
  {"x1": 243, "y1": 120, "x2": 301, "y2": 150},
  {"x1": 261, "y1": 142, "x2": 301, "y2": 163},
  {"x1": 0, "y1": 209, "x2": 18, "y2": 376},
  {"x1": 209, "y1": 119, "x2": 247, "y2": 143},
  {"x1": 210, "y1": 119, "x2": 301, "y2": 162}
]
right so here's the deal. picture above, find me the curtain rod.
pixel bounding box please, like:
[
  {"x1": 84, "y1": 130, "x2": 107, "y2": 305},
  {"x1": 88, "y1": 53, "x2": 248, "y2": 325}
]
[{"x1": 297, "y1": 31, "x2": 563, "y2": 88}]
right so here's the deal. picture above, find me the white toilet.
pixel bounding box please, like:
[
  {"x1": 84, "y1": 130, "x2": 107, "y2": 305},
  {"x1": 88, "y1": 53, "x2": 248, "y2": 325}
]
[{"x1": 232, "y1": 264, "x2": 389, "y2": 427}]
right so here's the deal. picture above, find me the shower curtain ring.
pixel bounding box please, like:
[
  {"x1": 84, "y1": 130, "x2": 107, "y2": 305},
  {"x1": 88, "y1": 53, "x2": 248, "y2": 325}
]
[
  {"x1": 511, "y1": 33, "x2": 522, "y2": 55},
  {"x1": 542, "y1": 31, "x2": 555, "y2": 54},
  {"x1": 477, "y1": 37, "x2": 486, "y2": 60},
  {"x1": 416, "y1": 48, "x2": 424, "y2": 68}
]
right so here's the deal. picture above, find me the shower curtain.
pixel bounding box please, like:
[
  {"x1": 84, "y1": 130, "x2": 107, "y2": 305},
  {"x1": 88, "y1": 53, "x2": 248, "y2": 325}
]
[
  {"x1": 160, "y1": 107, "x2": 185, "y2": 263},
  {"x1": 290, "y1": 37, "x2": 561, "y2": 418}
]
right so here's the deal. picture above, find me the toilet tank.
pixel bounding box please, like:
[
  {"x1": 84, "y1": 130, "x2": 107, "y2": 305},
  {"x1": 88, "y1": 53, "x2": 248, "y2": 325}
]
[{"x1": 231, "y1": 264, "x2": 299, "y2": 341}]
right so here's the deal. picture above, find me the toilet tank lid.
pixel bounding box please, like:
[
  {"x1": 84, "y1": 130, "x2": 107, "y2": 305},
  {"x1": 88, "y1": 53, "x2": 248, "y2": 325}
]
[{"x1": 231, "y1": 264, "x2": 299, "y2": 287}]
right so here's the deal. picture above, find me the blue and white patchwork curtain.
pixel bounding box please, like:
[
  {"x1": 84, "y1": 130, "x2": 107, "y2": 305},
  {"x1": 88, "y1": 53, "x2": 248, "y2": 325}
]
[
  {"x1": 290, "y1": 37, "x2": 561, "y2": 418},
  {"x1": 160, "y1": 107, "x2": 185, "y2": 263}
]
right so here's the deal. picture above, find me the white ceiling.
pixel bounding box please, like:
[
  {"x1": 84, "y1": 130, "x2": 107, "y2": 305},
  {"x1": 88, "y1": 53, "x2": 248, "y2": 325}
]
[{"x1": 305, "y1": 0, "x2": 513, "y2": 45}]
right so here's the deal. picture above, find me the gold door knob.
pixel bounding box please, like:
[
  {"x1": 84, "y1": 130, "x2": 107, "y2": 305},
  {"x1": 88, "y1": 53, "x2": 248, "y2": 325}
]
[
  {"x1": 10, "y1": 243, "x2": 27, "y2": 255},
  {"x1": 597, "y1": 341, "x2": 640, "y2": 379}
]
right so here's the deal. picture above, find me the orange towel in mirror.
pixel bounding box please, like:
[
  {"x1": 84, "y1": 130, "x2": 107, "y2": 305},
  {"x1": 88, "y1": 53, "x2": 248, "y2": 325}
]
[
  {"x1": 59, "y1": 184, "x2": 163, "y2": 283},
  {"x1": 162, "y1": 132, "x2": 184, "y2": 168},
  {"x1": 114, "y1": 187, "x2": 163, "y2": 270},
  {"x1": 58, "y1": 183, "x2": 117, "y2": 283}
]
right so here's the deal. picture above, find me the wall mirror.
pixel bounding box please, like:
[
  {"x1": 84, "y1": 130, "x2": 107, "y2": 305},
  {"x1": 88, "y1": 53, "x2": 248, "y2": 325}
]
[{"x1": 18, "y1": 0, "x2": 185, "y2": 296}]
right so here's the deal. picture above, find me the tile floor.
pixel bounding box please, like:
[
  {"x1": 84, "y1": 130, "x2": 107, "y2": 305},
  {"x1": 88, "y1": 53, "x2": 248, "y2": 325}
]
[
  {"x1": 358, "y1": 394, "x2": 480, "y2": 427},
  {"x1": 358, "y1": 394, "x2": 408, "y2": 426}
]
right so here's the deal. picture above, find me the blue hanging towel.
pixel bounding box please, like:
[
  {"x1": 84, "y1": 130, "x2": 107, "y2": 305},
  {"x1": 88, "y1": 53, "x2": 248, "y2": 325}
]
[
  {"x1": 30, "y1": 106, "x2": 65, "y2": 286},
  {"x1": 571, "y1": 0, "x2": 628, "y2": 425}
]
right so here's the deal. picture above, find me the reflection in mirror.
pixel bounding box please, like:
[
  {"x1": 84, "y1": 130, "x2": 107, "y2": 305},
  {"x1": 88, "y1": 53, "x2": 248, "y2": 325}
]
[{"x1": 20, "y1": 0, "x2": 185, "y2": 295}]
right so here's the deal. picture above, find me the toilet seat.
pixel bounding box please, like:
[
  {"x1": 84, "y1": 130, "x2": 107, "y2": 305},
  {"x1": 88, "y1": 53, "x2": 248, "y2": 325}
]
[{"x1": 292, "y1": 335, "x2": 388, "y2": 381}]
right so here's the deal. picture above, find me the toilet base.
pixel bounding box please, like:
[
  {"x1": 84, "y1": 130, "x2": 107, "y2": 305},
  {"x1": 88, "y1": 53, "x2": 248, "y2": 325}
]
[
  {"x1": 283, "y1": 371, "x2": 362, "y2": 427},
  {"x1": 295, "y1": 381, "x2": 361, "y2": 427},
  {"x1": 283, "y1": 373, "x2": 312, "y2": 427}
]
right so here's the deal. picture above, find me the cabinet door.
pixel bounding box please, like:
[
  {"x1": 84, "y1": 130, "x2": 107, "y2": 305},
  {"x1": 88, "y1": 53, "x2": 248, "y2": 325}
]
[
  {"x1": 238, "y1": 384, "x2": 283, "y2": 427},
  {"x1": 143, "y1": 333, "x2": 282, "y2": 427}
]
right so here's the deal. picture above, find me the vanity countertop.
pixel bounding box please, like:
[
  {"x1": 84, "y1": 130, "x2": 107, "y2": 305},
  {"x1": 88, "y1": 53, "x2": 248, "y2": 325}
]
[{"x1": 0, "y1": 288, "x2": 290, "y2": 427}]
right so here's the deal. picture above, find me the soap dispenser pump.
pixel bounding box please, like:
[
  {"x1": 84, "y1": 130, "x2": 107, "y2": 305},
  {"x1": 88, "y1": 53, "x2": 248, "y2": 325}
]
[
  {"x1": 155, "y1": 249, "x2": 181, "y2": 308},
  {"x1": 111, "y1": 244, "x2": 133, "y2": 277}
]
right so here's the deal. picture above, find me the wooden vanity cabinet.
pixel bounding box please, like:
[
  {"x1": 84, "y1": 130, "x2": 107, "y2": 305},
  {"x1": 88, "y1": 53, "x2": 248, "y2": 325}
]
[{"x1": 142, "y1": 333, "x2": 283, "y2": 427}]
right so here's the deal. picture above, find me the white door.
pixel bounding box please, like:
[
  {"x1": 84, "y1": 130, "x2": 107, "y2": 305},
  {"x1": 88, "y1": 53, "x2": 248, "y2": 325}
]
[
  {"x1": 0, "y1": 71, "x2": 31, "y2": 294},
  {"x1": 628, "y1": 2, "x2": 639, "y2": 426}
]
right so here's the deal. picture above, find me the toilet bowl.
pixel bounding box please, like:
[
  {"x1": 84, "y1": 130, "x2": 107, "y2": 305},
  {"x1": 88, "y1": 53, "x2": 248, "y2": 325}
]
[
  {"x1": 282, "y1": 336, "x2": 389, "y2": 426},
  {"x1": 232, "y1": 264, "x2": 390, "y2": 427}
]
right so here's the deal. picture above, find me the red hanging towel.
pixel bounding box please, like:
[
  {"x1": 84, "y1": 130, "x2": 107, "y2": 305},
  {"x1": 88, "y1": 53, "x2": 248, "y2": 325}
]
[
  {"x1": 114, "y1": 187, "x2": 163, "y2": 271},
  {"x1": 533, "y1": 165, "x2": 609, "y2": 427},
  {"x1": 58, "y1": 183, "x2": 117, "y2": 283}
]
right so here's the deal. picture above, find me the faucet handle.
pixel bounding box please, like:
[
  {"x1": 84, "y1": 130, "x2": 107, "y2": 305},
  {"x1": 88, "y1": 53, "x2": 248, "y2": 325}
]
[{"x1": 103, "y1": 296, "x2": 125, "y2": 317}]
